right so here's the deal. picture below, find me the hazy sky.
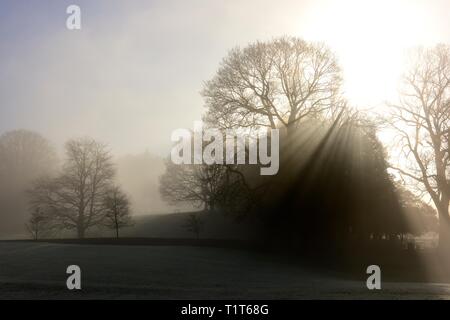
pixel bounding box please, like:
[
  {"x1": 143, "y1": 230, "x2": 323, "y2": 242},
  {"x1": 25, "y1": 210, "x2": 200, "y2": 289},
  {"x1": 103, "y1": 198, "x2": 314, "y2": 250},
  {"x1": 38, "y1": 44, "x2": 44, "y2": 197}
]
[{"x1": 1, "y1": 0, "x2": 449, "y2": 156}]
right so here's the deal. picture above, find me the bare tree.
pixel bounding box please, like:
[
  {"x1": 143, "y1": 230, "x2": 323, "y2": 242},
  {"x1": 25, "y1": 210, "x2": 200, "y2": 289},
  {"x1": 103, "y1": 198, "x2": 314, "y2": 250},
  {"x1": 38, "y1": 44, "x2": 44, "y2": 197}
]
[
  {"x1": 202, "y1": 37, "x2": 344, "y2": 133},
  {"x1": 183, "y1": 213, "x2": 204, "y2": 239},
  {"x1": 29, "y1": 138, "x2": 115, "y2": 238},
  {"x1": 103, "y1": 186, "x2": 133, "y2": 238},
  {"x1": 26, "y1": 207, "x2": 52, "y2": 240},
  {"x1": 0, "y1": 130, "x2": 57, "y2": 235},
  {"x1": 388, "y1": 44, "x2": 450, "y2": 250},
  {"x1": 159, "y1": 161, "x2": 227, "y2": 211}
]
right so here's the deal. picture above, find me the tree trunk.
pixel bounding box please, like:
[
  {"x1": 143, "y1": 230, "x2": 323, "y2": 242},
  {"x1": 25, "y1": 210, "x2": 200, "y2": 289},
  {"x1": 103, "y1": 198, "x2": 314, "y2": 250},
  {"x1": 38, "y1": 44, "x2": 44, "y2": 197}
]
[
  {"x1": 286, "y1": 119, "x2": 297, "y2": 136},
  {"x1": 114, "y1": 211, "x2": 119, "y2": 239},
  {"x1": 77, "y1": 209, "x2": 85, "y2": 239},
  {"x1": 77, "y1": 226, "x2": 85, "y2": 239},
  {"x1": 438, "y1": 209, "x2": 450, "y2": 252}
]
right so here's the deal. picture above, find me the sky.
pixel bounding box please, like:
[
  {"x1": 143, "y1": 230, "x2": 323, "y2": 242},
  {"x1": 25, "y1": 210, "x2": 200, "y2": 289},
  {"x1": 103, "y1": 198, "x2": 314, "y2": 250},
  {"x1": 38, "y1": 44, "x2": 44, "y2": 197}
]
[{"x1": 1, "y1": 0, "x2": 449, "y2": 156}]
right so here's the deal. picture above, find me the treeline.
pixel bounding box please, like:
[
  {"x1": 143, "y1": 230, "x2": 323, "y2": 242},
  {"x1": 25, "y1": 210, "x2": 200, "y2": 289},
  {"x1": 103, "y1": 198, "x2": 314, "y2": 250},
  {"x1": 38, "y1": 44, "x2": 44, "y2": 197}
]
[
  {"x1": 160, "y1": 117, "x2": 438, "y2": 252},
  {"x1": 1, "y1": 36, "x2": 445, "y2": 251},
  {"x1": 0, "y1": 131, "x2": 133, "y2": 239}
]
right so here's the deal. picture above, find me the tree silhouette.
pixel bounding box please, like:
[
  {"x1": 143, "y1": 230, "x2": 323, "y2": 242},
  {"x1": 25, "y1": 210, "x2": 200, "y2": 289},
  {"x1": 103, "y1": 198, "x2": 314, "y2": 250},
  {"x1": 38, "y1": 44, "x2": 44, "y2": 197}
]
[
  {"x1": 202, "y1": 37, "x2": 344, "y2": 133},
  {"x1": 25, "y1": 207, "x2": 53, "y2": 240},
  {"x1": 160, "y1": 161, "x2": 229, "y2": 211},
  {"x1": 103, "y1": 186, "x2": 133, "y2": 238},
  {"x1": 183, "y1": 213, "x2": 204, "y2": 239},
  {"x1": 388, "y1": 44, "x2": 450, "y2": 251},
  {"x1": 29, "y1": 138, "x2": 115, "y2": 238}
]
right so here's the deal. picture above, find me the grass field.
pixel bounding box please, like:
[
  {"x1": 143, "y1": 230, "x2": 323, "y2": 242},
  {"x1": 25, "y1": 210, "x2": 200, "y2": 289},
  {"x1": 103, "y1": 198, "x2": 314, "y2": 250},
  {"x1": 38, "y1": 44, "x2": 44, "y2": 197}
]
[{"x1": 1, "y1": 241, "x2": 450, "y2": 299}]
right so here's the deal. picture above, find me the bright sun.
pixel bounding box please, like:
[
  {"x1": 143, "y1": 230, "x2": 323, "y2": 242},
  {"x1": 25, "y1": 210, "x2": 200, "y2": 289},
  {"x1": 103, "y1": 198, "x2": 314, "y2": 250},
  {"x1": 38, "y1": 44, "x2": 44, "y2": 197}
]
[{"x1": 299, "y1": 0, "x2": 439, "y2": 108}]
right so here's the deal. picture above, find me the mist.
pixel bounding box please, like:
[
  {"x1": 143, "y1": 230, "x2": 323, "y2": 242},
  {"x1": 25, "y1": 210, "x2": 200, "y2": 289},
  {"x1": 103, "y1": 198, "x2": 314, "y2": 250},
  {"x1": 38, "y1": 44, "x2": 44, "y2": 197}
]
[{"x1": 2, "y1": 0, "x2": 450, "y2": 301}]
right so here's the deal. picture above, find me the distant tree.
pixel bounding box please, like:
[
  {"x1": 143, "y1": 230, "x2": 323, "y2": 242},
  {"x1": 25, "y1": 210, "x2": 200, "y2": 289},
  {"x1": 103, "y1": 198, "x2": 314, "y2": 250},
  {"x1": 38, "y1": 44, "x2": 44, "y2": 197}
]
[
  {"x1": 388, "y1": 44, "x2": 450, "y2": 251},
  {"x1": 103, "y1": 186, "x2": 133, "y2": 238},
  {"x1": 183, "y1": 213, "x2": 204, "y2": 239},
  {"x1": 0, "y1": 130, "x2": 57, "y2": 235},
  {"x1": 202, "y1": 37, "x2": 344, "y2": 133},
  {"x1": 160, "y1": 161, "x2": 227, "y2": 211},
  {"x1": 0, "y1": 130, "x2": 57, "y2": 186},
  {"x1": 25, "y1": 207, "x2": 52, "y2": 240},
  {"x1": 29, "y1": 138, "x2": 115, "y2": 238},
  {"x1": 160, "y1": 160, "x2": 251, "y2": 214}
]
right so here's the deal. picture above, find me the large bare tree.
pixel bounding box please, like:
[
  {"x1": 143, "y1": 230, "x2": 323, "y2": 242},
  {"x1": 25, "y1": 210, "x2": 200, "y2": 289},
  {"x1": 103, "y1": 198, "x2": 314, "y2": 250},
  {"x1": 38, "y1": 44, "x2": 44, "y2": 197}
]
[
  {"x1": 389, "y1": 44, "x2": 450, "y2": 250},
  {"x1": 29, "y1": 138, "x2": 115, "y2": 238},
  {"x1": 202, "y1": 37, "x2": 343, "y2": 133}
]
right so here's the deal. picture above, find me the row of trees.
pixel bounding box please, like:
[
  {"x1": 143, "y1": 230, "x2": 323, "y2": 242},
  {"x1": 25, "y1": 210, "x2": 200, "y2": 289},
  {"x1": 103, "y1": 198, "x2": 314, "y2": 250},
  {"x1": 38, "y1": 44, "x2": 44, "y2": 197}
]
[
  {"x1": 3, "y1": 37, "x2": 446, "y2": 249},
  {"x1": 160, "y1": 37, "x2": 445, "y2": 252},
  {"x1": 0, "y1": 130, "x2": 135, "y2": 239}
]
